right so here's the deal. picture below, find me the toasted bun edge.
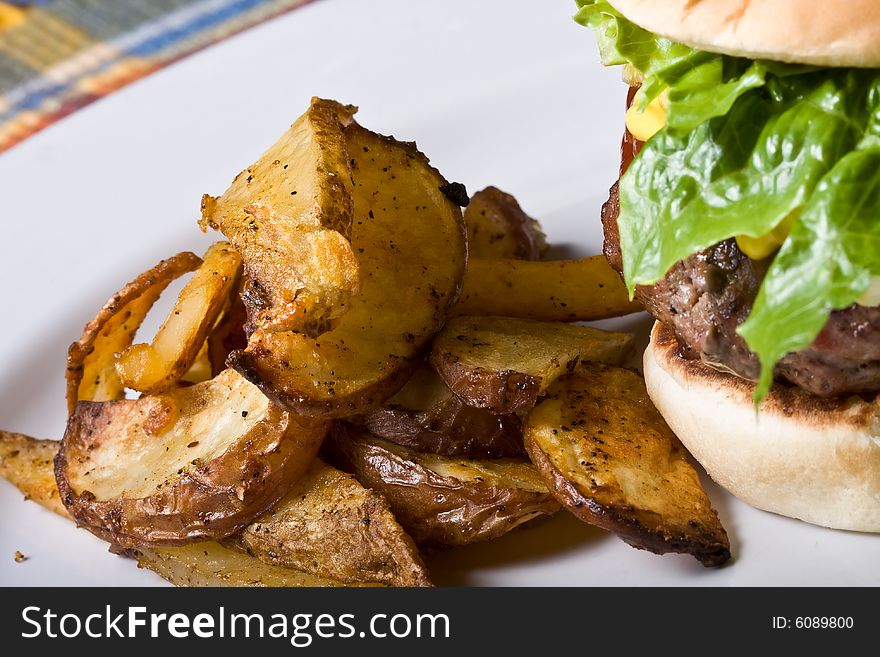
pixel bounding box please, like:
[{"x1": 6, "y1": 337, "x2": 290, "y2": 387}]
[
  {"x1": 608, "y1": 0, "x2": 880, "y2": 67},
  {"x1": 643, "y1": 321, "x2": 880, "y2": 532}
]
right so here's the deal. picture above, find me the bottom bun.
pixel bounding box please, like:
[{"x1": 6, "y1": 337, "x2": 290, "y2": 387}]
[{"x1": 643, "y1": 321, "x2": 880, "y2": 533}]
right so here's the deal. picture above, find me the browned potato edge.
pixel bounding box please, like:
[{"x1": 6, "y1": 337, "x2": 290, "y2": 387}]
[{"x1": 55, "y1": 397, "x2": 328, "y2": 548}]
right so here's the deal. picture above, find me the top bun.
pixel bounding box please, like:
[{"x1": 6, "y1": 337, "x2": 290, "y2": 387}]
[{"x1": 608, "y1": 0, "x2": 880, "y2": 67}]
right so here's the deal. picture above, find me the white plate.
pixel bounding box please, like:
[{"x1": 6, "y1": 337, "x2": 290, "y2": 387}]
[{"x1": 1, "y1": 0, "x2": 876, "y2": 587}]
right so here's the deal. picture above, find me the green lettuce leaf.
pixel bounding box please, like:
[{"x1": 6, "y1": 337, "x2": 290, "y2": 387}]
[
  {"x1": 620, "y1": 72, "x2": 870, "y2": 296},
  {"x1": 574, "y1": 0, "x2": 777, "y2": 134},
  {"x1": 739, "y1": 117, "x2": 880, "y2": 399},
  {"x1": 575, "y1": 0, "x2": 880, "y2": 402},
  {"x1": 573, "y1": 0, "x2": 694, "y2": 74}
]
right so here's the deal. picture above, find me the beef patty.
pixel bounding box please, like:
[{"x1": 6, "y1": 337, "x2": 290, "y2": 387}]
[{"x1": 605, "y1": 94, "x2": 880, "y2": 397}]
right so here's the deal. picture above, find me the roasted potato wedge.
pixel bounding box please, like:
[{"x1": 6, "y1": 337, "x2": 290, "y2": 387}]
[
  {"x1": 0, "y1": 436, "x2": 387, "y2": 587},
  {"x1": 200, "y1": 98, "x2": 359, "y2": 337},
  {"x1": 524, "y1": 363, "x2": 730, "y2": 567},
  {"x1": 233, "y1": 120, "x2": 467, "y2": 417},
  {"x1": 66, "y1": 251, "x2": 201, "y2": 413},
  {"x1": 232, "y1": 458, "x2": 430, "y2": 587},
  {"x1": 453, "y1": 256, "x2": 642, "y2": 321},
  {"x1": 207, "y1": 288, "x2": 248, "y2": 377},
  {"x1": 361, "y1": 364, "x2": 524, "y2": 458},
  {"x1": 134, "y1": 542, "x2": 378, "y2": 587},
  {"x1": 181, "y1": 342, "x2": 213, "y2": 384},
  {"x1": 465, "y1": 186, "x2": 547, "y2": 260},
  {"x1": 56, "y1": 368, "x2": 328, "y2": 548},
  {"x1": 0, "y1": 431, "x2": 66, "y2": 516},
  {"x1": 327, "y1": 424, "x2": 560, "y2": 547},
  {"x1": 116, "y1": 242, "x2": 241, "y2": 394},
  {"x1": 429, "y1": 316, "x2": 634, "y2": 414}
]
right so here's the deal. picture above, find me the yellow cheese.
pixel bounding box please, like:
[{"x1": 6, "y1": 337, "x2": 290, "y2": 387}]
[
  {"x1": 735, "y1": 212, "x2": 798, "y2": 261},
  {"x1": 857, "y1": 278, "x2": 880, "y2": 307},
  {"x1": 625, "y1": 92, "x2": 667, "y2": 142}
]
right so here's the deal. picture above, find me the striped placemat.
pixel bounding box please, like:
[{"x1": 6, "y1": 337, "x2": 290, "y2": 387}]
[{"x1": 0, "y1": 0, "x2": 315, "y2": 152}]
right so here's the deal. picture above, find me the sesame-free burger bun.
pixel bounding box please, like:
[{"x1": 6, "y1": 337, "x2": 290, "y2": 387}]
[
  {"x1": 643, "y1": 322, "x2": 880, "y2": 532},
  {"x1": 608, "y1": 0, "x2": 880, "y2": 67}
]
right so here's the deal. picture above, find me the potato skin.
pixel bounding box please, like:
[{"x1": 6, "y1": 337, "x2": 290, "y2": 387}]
[
  {"x1": 0, "y1": 431, "x2": 66, "y2": 517},
  {"x1": 464, "y1": 186, "x2": 547, "y2": 260},
  {"x1": 199, "y1": 98, "x2": 360, "y2": 337},
  {"x1": 525, "y1": 440, "x2": 728, "y2": 567},
  {"x1": 429, "y1": 316, "x2": 634, "y2": 414},
  {"x1": 234, "y1": 459, "x2": 430, "y2": 587},
  {"x1": 327, "y1": 425, "x2": 559, "y2": 547},
  {"x1": 231, "y1": 122, "x2": 466, "y2": 419},
  {"x1": 55, "y1": 381, "x2": 328, "y2": 548},
  {"x1": 134, "y1": 541, "x2": 371, "y2": 587},
  {"x1": 524, "y1": 364, "x2": 731, "y2": 567},
  {"x1": 362, "y1": 400, "x2": 525, "y2": 458},
  {"x1": 0, "y1": 432, "x2": 395, "y2": 588},
  {"x1": 358, "y1": 364, "x2": 525, "y2": 458},
  {"x1": 427, "y1": 357, "x2": 542, "y2": 416},
  {"x1": 66, "y1": 251, "x2": 201, "y2": 413},
  {"x1": 233, "y1": 352, "x2": 417, "y2": 419},
  {"x1": 116, "y1": 242, "x2": 241, "y2": 394}
]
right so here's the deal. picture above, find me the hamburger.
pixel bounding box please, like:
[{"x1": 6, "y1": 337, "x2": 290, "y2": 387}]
[{"x1": 576, "y1": 0, "x2": 880, "y2": 531}]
